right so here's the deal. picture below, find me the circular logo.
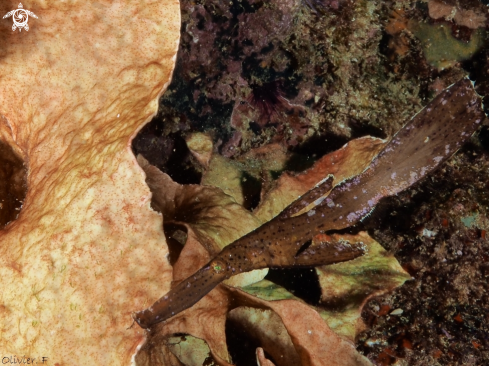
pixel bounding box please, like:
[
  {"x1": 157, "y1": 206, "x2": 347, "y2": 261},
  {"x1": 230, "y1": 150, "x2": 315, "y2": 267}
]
[
  {"x1": 3, "y1": 3, "x2": 38, "y2": 32},
  {"x1": 12, "y1": 9, "x2": 29, "y2": 29}
]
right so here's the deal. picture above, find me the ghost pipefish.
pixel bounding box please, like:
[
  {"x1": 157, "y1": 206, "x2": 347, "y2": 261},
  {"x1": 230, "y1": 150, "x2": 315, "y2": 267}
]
[{"x1": 133, "y1": 78, "x2": 486, "y2": 329}]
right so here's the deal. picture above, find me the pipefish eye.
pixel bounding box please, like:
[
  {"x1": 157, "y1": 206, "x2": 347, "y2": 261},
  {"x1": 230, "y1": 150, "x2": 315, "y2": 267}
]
[{"x1": 210, "y1": 260, "x2": 226, "y2": 274}]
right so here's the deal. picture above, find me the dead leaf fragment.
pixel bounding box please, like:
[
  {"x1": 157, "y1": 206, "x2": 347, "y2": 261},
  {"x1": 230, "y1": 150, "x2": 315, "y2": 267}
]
[
  {"x1": 228, "y1": 307, "x2": 300, "y2": 366},
  {"x1": 229, "y1": 287, "x2": 373, "y2": 366},
  {"x1": 257, "y1": 348, "x2": 277, "y2": 366},
  {"x1": 138, "y1": 154, "x2": 262, "y2": 256},
  {"x1": 316, "y1": 232, "x2": 411, "y2": 340}
]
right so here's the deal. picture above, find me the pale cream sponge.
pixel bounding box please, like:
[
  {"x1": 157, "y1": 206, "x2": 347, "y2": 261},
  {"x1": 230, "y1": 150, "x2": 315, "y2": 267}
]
[{"x1": 0, "y1": 0, "x2": 180, "y2": 364}]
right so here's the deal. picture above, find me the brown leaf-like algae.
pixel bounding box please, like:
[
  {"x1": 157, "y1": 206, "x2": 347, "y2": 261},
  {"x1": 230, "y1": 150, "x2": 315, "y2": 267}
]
[{"x1": 134, "y1": 78, "x2": 485, "y2": 329}]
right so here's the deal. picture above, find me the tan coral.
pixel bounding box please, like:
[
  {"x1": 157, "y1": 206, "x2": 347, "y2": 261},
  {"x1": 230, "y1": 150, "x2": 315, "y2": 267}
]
[{"x1": 0, "y1": 0, "x2": 180, "y2": 363}]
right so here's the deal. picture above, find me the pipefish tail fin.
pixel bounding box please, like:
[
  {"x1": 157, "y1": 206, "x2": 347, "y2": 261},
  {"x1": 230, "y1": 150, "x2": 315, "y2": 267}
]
[{"x1": 133, "y1": 261, "x2": 228, "y2": 329}]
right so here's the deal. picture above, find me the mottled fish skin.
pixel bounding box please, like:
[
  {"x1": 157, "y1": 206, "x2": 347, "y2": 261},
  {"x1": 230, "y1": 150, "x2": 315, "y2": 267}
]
[{"x1": 134, "y1": 78, "x2": 486, "y2": 329}]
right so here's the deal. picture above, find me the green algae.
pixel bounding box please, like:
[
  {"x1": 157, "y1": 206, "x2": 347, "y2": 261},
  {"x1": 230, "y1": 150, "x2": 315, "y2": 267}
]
[{"x1": 409, "y1": 20, "x2": 485, "y2": 70}]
